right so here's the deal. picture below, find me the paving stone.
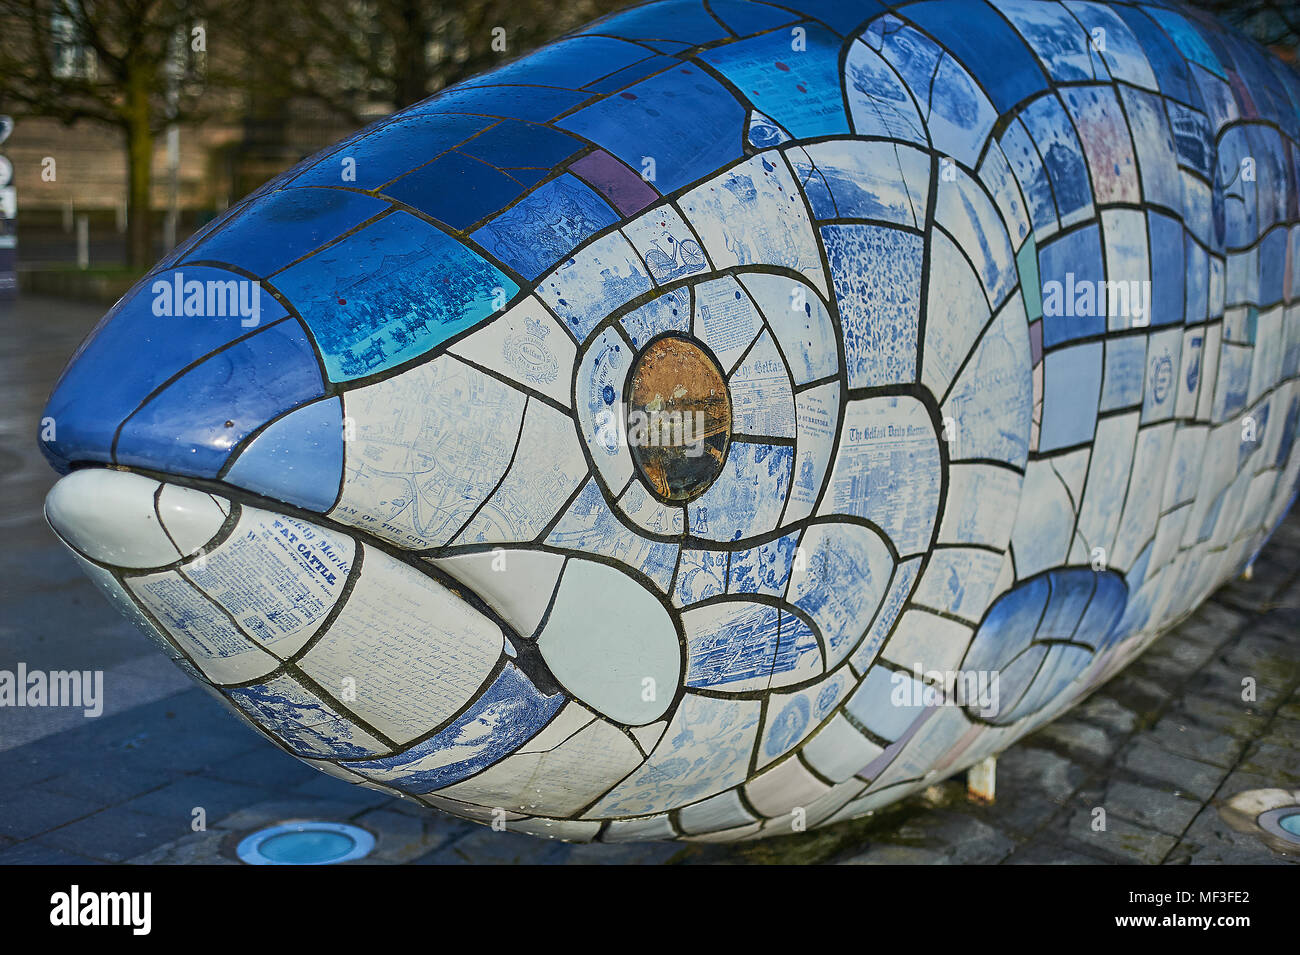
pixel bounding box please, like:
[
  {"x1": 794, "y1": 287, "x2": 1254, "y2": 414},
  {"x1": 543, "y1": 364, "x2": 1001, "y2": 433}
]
[
  {"x1": 1139, "y1": 633, "x2": 1219, "y2": 671},
  {"x1": 411, "y1": 827, "x2": 572, "y2": 864},
  {"x1": 889, "y1": 811, "x2": 1018, "y2": 864},
  {"x1": 1141, "y1": 717, "x2": 1249, "y2": 769},
  {"x1": 1237, "y1": 741, "x2": 1300, "y2": 786},
  {"x1": 120, "y1": 775, "x2": 282, "y2": 824},
  {"x1": 1102, "y1": 674, "x2": 1174, "y2": 715},
  {"x1": 201, "y1": 745, "x2": 324, "y2": 790},
  {"x1": 1071, "y1": 693, "x2": 1142, "y2": 736},
  {"x1": 1062, "y1": 806, "x2": 1179, "y2": 865},
  {"x1": 1126, "y1": 653, "x2": 1194, "y2": 687},
  {"x1": 1177, "y1": 603, "x2": 1246, "y2": 648},
  {"x1": 1098, "y1": 780, "x2": 1203, "y2": 837},
  {"x1": 837, "y1": 843, "x2": 946, "y2": 864},
  {"x1": 352, "y1": 807, "x2": 464, "y2": 863},
  {"x1": 212, "y1": 798, "x2": 371, "y2": 832},
  {"x1": 40, "y1": 763, "x2": 179, "y2": 805},
  {"x1": 290, "y1": 771, "x2": 396, "y2": 807},
  {"x1": 995, "y1": 744, "x2": 1089, "y2": 805},
  {"x1": 563, "y1": 842, "x2": 683, "y2": 864},
  {"x1": 1118, "y1": 740, "x2": 1227, "y2": 802},
  {"x1": 0, "y1": 840, "x2": 105, "y2": 865},
  {"x1": 1033, "y1": 720, "x2": 1121, "y2": 766},
  {"x1": 126, "y1": 829, "x2": 239, "y2": 865},
  {"x1": 1171, "y1": 696, "x2": 1270, "y2": 741},
  {"x1": 0, "y1": 785, "x2": 102, "y2": 840},
  {"x1": 38, "y1": 806, "x2": 191, "y2": 863},
  {"x1": 1177, "y1": 806, "x2": 1297, "y2": 865},
  {"x1": 1002, "y1": 838, "x2": 1111, "y2": 865}
]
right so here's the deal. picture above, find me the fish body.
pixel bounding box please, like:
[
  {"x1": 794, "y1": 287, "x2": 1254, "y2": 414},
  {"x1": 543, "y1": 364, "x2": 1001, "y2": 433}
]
[{"x1": 40, "y1": 0, "x2": 1300, "y2": 841}]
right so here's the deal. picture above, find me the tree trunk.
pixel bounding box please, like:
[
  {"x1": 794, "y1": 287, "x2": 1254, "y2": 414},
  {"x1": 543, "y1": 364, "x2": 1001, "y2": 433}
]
[
  {"x1": 391, "y1": 0, "x2": 431, "y2": 108},
  {"x1": 123, "y1": 71, "x2": 154, "y2": 269}
]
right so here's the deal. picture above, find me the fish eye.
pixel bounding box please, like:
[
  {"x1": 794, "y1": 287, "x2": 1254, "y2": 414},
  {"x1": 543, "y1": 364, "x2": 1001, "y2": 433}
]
[{"x1": 625, "y1": 334, "x2": 731, "y2": 503}]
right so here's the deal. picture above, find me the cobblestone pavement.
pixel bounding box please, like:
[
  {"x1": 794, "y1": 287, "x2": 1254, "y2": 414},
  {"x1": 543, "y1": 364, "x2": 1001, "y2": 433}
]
[{"x1": 1, "y1": 295, "x2": 1297, "y2": 865}]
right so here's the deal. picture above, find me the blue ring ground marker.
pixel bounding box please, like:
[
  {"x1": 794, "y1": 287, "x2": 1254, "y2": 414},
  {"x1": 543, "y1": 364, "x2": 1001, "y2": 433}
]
[{"x1": 235, "y1": 821, "x2": 376, "y2": 865}]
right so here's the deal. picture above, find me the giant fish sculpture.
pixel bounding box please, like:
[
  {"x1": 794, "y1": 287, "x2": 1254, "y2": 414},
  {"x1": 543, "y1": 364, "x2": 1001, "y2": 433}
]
[{"x1": 38, "y1": 0, "x2": 1300, "y2": 842}]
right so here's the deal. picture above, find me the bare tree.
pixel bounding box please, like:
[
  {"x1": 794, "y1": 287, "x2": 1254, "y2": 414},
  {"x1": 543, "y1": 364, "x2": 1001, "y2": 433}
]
[
  {"x1": 0, "y1": 0, "x2": 234, "y2": 267},
  {"x1": 245, "y1": 0, "x2": 630, "y2": 125}
]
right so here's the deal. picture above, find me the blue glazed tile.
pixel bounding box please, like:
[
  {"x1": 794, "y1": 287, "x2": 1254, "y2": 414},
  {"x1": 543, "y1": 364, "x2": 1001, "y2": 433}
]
[
  {"x1": 846, "y1": 665, "x2": 927, "y2": 741},
  {"x1": 1184, "y1": 234, "x2": 1210, "y2": 324},
  {"x1": 1147, "y1": 212, "x2": 1186, "y2": 326},
  {"x1": 1020, "y1": 94, "x2": 1093, "y2": 225},
  {"x1": 383, "y1": 150, "x2": 526, "y2": 231},
  {"x1": 226, "y1": 673, "x2": 381, "y2": 759},
  {"x1": 871, "y1": 16, "x2": 941, "y2": 94},
  {"x1": 620, "y1": 287, "x2": 691, "y2": 347},
  {"x1": 1142, "y1": 326, "x2": 1183, "y2": 422},
  {"x1": 1100, "y1": 336, "x2": 1147, "y2": 411},
  {"x1": 687, "y1": 442, "x2": 792, "y2": 543},
  {"x1": 584, "y1": 55, "x2": 678, "y2": 94},
  {"x1": 785, "y1": 147, "x2": 834, "y2": 215},
  {"x1": 772, "y1": 612, "x2": 821, "y2": 679},
  {"x1": 1038, "y1": 224, "x2": 1107, "y2": 346},
  {"x1": 1259, "y1": 226, "x2": 1288, "y2": 306},
  {"x1": 1122, "y1": 86, "x2": 1184, "y2": 213},
  {"x1": 416, "y1": 84, "x2": 592, "y2": 122},
  {"x1": 708, "y1": 0, "x2": 800, "y2": 36},
  {"x1": 558, "y1": 66, "x2": 746, "y2": 195},
  {"x1": 274, "y1": 212, "x2": 517, "y2": 382},
  {"x1": 225, "y1": 397, "x2": 344, "y2": 512},
  {"x1": 674, "y1": 548, "x2": 728, "y2": 606},
  {"x1": 788, "y1": 524, "x2": 892, "y2": 667},
  {"x1": 1037, "y1": 569, "x2": 1095, "y2": 639},
  {"x1": 538, "y1": 231, "x2": 653, "y2": 341},
  {"x1": 116, "y1": 320, "x2": 325, "y2": 478},
  {"x1": 40, "y1": 267, "x2": 289, "y2": 472},
  {"x1": 701, "y1": 24, "x2": 849, "y2": 138},
  {"x1": 460, "y1": 36, "x2": 651, "y2": 90},
  {"x1": 577, "y1": 0, "x2": 733, "y2": 45},
  {"x1": 998, "y1": 0, "x2": 1101, "y2": 82},
  {"x1": 843, "y1": 38, "x2": 928, "y2": 145},
  {"x1": 343, "y1": 665, "x2": 564, "y2": 794},
  {"x1": 460, "y1": 120, "x2": 582, "y2": 170},
  {"x1": 471, "y1": 174, "x2": 617, "y2": 279},
  {"x1": 1039, "y1": 342, "x2": 1102, "y2": 451},
  {"x1": 1113, "y1": 5, "x2": 1199, "y2": 107},
  {"x1": 1166, "y1": 100, "x2": 1214, "y2": 178},
  {"x1": 772, "y1": 0, "x2": 884, "y2": 35},
  {"x1": 289, "y1": 114, "x2": 492, "y2": 190},
  {"x1": 822, "y1": 224, "x2": 922, "y2": 388},
  {"x1": 963, "y1": 575, "x2": 1049, "y2": 673},
  {"x1": 999, "y1": 118, "x2": 1058, "y2": 235},
  {"x1": 925, "y1": 43, "x2": 999, "y2": 167},
  {"x1": 1076, "y1": 570, "x2": 1128, "y2": 650},
  {"x1": 728, "y1": 531, "x2": 799, "y2": 596},
  {"x1": 902, "y1": 0, "x2": 1051, "y2": 113},
  {"x1": 182, "y1": 187, "x2": 388, "y2": 276},
  {"x1": 686, "y1": 602, "x2": 782, "y2": 689},
  {"x1": 1143, "y1": 6, "x2": 1225, "y2": 79}
]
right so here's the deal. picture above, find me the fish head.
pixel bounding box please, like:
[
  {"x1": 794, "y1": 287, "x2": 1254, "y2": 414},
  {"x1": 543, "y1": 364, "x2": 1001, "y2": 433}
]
[{"x1": 37, "y1": 9, "x2": 1004, "y2": 842}]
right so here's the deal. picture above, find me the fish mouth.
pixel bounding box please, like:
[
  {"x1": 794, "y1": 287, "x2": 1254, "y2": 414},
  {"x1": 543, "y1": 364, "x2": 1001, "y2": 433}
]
[
  {"x1": 46, "y1": 463, "x2": 527, "y2": 642},
  {"x1": 44, "y1": 465, "x2": 563, "y2": 723}
]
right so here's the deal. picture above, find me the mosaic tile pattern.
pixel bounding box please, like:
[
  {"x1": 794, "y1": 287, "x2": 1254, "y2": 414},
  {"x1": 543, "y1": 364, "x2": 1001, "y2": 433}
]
[{"x1": 39, "y1": 0, "x2": 1300, "y2": 842}]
